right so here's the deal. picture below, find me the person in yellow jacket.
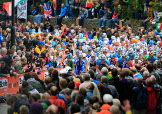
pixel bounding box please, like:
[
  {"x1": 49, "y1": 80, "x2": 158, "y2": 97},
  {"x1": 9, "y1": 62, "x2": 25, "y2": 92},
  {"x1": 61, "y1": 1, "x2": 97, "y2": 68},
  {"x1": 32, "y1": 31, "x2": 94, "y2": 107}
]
[{"x1": 35, "y1": 41, "x2": 45, "y2": 56}]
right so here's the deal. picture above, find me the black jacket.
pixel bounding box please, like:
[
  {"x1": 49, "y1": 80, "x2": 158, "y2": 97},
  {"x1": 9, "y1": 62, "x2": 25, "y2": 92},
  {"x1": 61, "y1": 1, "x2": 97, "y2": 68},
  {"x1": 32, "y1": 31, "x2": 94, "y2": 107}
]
[{"x1": 0, "y1": 54, "x2": 12, "y2": 67}]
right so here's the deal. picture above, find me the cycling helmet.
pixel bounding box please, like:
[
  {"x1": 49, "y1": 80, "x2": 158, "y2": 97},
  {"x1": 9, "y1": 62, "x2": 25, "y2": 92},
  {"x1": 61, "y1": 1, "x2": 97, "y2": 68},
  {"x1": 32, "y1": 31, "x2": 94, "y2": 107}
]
[
  {"x1": 149, "y1": 47, "x2": 154, "y2": 51},
  {"x1": 121, "y1": 53, "x2": 126, "y2": 57},
  {"x1": 136, "y1": 46, "x2": 140, "y2": 50},
  {"x1": 110, "y1": 54, "x2": 115, "y2": 58},
  {"x1": 90, "y1": 39, "x2": 95, "y2": 43},
  {"x1": 129, "y1": 49, "x2": 133, "y2": 54},
  {"x1": 76, "y1": 49, "x2": 80, "y2": 54},
  {"x1": 78, "y1": 39, "x2": 83, "y2": 43},
  {"x1": 71, "y1": 29, "x2": 75, "y2": 34},
  {"x1": 100, "y1": 54, "x2": 106, "y2": 60},
  {"x1": 102, "y1": 47, "x2": 107, "y2": 52},
  {"x1": 149, "y1": 40, "x2": 154, "y2": 45},
  {"x1": 91, "y1": 52, "x2": 96, "y2": 57},
  {"x1": 67, "y1": 54, "x2": 72, "y2": 58},
  {"x1": 92, "y1": 45, "x2": 96, "y2": 49},
  {"x1": 143, "y1": 47, "x2": 148, "y2": 52},
  {"x1": 98, "y1": 54, "x2": 102, "y2": 60},
  {"x1": 95, "y1": 39, "x2": 99, "y2": 44},
  {"x1": 134, "y1": 56, "x2": 139, "y2": 60},
  {"x1": 118, "y1": 47, "x2": 122, "y2": 52},
  {"x1": 149, "y1": 51, "x2": 154, "y2": 56},
  {"x1": 126, "y1": 56, "x2": 130, "y2": 61},
  {"x1": 112, "y1": 40, "x2": 116, "y2": 44}
]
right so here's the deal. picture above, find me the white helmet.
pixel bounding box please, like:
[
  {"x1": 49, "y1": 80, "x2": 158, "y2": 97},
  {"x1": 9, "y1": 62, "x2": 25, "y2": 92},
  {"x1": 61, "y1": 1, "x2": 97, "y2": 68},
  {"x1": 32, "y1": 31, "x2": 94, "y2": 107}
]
[
  {"x1": 100, "y1": 54, "x2": 106, "y2": 60},
  {"x1": 91, "y1": 52, "x2": 96, "y2": 57},
  {"x1": 65, "y1": 66, "x2": 72, "y2": 72},
  {"x1": 60, "y1": 69, "x2": 68, "y2": 74},
  {"x1": 136, "y1": 46, "x2": 140, "y2": 50},
  {"x1": 134, "y1": 56, "x2": 139, "y2": 60},
  {"x1": 102, "y1": 47, "x2": 107, "y2": 52}
]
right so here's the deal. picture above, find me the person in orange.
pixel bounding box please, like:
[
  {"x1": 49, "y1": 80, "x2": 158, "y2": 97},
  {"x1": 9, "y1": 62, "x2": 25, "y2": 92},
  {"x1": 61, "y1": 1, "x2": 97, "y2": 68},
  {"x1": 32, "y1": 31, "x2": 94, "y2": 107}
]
[
  {"x1": 49, "y1": 86, "x2": 66, "y2": 113},
  {"x1": 96, "y1": 94, "x2": 112, "y2": 114}
]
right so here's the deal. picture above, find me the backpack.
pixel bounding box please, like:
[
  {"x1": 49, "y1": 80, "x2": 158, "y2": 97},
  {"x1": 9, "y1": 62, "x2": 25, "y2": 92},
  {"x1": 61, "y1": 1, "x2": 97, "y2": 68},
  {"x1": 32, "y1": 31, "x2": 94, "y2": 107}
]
[
  {"x1": 156, "y1": 69, "x2": 162, "y2": 86},
  {"x1": 103, "y1": 84, "x2": 117, "y2": 98},
  {"x1": 134, "y1": 86, "x2": 147, "y2": 109},
  {"x1": 147, "y1": 87, "x2": 157, "y2": 110}
]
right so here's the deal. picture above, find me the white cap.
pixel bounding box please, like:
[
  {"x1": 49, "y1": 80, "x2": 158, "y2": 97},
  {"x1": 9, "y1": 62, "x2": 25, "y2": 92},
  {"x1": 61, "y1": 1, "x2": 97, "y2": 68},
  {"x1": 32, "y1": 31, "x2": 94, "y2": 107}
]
[
  {"x1": 60, "y1": 69, "x2": 68, "y2": 74},
  {"x1": 103, "y1": 94, "x2": 113, "y2": 104}
]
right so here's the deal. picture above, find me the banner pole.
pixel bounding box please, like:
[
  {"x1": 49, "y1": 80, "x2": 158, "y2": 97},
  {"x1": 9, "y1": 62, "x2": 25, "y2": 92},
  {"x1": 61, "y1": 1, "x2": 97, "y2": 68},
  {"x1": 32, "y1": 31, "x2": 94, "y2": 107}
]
[{"x1": 11, "y1": 0, "x2": 16, "y2": 47}]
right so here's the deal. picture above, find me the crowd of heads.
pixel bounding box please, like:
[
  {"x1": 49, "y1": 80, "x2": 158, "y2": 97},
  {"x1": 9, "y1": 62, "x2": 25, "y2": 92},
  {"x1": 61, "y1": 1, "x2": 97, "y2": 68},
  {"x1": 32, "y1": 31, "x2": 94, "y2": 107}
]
[{"x1": 0, "y1": 12, "x2": 162, "y2": 114}]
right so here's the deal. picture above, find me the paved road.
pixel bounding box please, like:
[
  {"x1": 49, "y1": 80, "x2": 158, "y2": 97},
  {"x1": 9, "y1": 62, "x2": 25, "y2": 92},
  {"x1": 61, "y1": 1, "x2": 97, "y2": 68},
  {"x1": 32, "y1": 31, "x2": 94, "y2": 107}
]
[{"x1": 0, "y1": 103, "x2": 9, "y2": 114}]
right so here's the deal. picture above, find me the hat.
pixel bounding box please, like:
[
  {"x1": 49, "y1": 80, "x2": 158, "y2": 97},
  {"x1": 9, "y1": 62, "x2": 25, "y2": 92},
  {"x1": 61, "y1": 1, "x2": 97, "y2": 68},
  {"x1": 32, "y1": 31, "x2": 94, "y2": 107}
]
[
  {"x1": 31, "y1": 102, "x2": 43, "y2": 114},
  {"x1": 39, "y1": 41, "x2": 45, "y2": 45},
  {"x1": 103, "y1": 94, "x2": 113, "y2": 104},
  {"x1": 74, "y1": 78, "x2": 81, "y2": 82},
  {"x1": 60, "y1": 69, "x2": 68, "y2": 74},
  {"x1": 74, "y1": 81, "x2": 81, "y2": 88}
]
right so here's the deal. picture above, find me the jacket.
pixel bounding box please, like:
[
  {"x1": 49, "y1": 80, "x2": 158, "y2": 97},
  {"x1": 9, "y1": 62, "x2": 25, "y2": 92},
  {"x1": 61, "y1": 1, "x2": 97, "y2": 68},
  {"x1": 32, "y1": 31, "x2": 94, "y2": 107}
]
[
  {"x1": 78, "y1": 9, "x2": 88, "y2": 18},
  {"x1": 0, "y1": 54, "x2": 12, "y2": 66},
  {"x1": 60, "y1": 6, "x2": 67, "y2": 17},
  {"x1": 27, "y1": 78, "x2": 44, "y2": 93},
  {"x1": 59, "y1": 88, "x2": 70, "y2": 99},
  {"x1": 132, "y1": 84, "x2": 148, "y2": 109},
  {"x1": 79, "y1": 81, "x2": 100, "y2": 97},
  {"x1": 49, "y1": 96, "x2": 66, "y2": 112},
  {"x1": 103, "y1": 83, "x2": 119, "y2": 99},
  {"x1": 108, "y1": 77, "x2": 120, "y2": 91},
  {"x1": 14, "y1": 98, "x2": 31, "y2": 113},
  {"x1": 85, "y1": 89, "x2": 93, "y2": 100},
  {"x1": 35, "y1": 45, "x2": 45, "y2": 56}
]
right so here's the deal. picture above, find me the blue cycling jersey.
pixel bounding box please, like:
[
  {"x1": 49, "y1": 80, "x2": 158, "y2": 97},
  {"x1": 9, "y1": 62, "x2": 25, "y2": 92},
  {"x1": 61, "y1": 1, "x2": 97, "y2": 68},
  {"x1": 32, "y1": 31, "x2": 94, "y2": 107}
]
[
  {"x1": 127, "y1": 53, "x2": 136, "y2": 60},
  {"x1": 147, "y1": 55, "x2": 157, "y2": 63},
  {"x1": 97, "y1": 59, "x2": 110, "y2": 70},
  {"x1": 74, "y1": 59, "x2": 86, "y2": 74},
  {"x1": 118, "y1": 57, "x2": 124, "y2": 66}
]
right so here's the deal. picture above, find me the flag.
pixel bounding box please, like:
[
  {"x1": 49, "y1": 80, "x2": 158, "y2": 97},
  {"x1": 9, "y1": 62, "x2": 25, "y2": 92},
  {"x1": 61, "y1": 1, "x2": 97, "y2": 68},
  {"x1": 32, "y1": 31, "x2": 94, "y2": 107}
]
[
  {"x1": 2, "y1": 0, "x2": 25, "y2": 17},
  {"x1": 3, "y1": 2, "x2": 12, "y2": 16},
  {"x1": 86, "y1": 0, "x2": 93, "y2": 8},
  {"x1": 15, "y1": 0, "x2": 25, "y2": 6},
  {"x1": 44, "y1": 3, "x2": 52, "y2": 20},
  {"x1": 156, "y1": 23, "x2": 162, "y2": 30}
]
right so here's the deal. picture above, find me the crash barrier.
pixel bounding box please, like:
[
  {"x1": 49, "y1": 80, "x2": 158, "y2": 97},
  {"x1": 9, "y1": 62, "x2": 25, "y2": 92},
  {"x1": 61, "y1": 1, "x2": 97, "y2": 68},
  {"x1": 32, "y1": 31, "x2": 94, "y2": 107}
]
[{"x1": 0, "y1": 68, "x2": 62, "y2": 97}]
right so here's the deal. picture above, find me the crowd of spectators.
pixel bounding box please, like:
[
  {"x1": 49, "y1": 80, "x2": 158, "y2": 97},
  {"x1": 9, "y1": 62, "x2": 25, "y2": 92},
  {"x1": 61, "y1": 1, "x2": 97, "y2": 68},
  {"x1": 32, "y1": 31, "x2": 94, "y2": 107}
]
[
  {"x1": 0, "y1": 17, "x2": 162, "y2": 113},
  {"x1": 1, "y1": 0, "x2": 162, "y2": 28},
  {"x1": 0, "y1": 0, "x2": 162, "y2": 114}
]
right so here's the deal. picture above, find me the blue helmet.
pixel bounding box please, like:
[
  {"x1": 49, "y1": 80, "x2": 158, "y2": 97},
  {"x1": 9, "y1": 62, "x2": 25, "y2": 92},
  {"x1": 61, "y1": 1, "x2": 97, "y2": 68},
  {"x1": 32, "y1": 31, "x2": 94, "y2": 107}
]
[
  {"x1": 126, "y1": 56, "x2": 130, "y2": 61},
  {"x1": 67, "y1": 54, "x2": 72, "y2": 58},
  {"x1": 110, "y1": 54, "x2": 115, "y2": 58},
  {"x1": 149, "y1": 40, "x2": 154, "y2": 45}
]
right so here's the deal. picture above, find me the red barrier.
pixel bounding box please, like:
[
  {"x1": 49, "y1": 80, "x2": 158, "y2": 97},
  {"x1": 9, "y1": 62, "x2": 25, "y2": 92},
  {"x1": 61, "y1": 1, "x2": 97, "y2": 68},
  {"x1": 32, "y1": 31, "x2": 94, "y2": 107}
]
[
  {"x1": 0, "y1": 68, "x2": 62, "y2": 97},
  {"x1": 0, "y1": 74, "x2": 24, "y2": 97}
]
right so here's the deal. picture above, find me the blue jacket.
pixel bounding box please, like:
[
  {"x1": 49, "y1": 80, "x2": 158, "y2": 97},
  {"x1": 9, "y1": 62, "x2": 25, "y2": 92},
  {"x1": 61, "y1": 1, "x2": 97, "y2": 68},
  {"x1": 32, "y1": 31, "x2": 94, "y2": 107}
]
[{"x1": 60, "y1": 6, "x2": 67, "y2": 17}]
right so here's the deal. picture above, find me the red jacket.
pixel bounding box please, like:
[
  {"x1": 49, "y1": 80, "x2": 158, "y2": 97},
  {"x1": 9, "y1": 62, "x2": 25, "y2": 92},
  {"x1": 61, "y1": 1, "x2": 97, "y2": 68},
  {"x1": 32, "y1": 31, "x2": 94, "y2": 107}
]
[{"x1": 49, "y1": 96, "x2": 66, "y2": 113}]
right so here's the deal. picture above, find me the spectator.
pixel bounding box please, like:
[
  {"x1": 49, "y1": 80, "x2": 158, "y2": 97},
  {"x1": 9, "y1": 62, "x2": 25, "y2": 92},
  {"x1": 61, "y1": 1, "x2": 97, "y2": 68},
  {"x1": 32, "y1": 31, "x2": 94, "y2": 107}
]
[
  {"x1": 132, "y1": 77, "x2": 147, "y2": 114},
  {"x1": 49, "y1": 86, "x2": 66, "y2": 113},
  {"x1": 57, "y1": 3, "x2": 67, "y2": 27},
  {"x1": 79, "y1": 73, "x2": 100, "y2": 96},
  {"x1": 24, "y1": 73, "x2": 44, "y2": 93}
]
